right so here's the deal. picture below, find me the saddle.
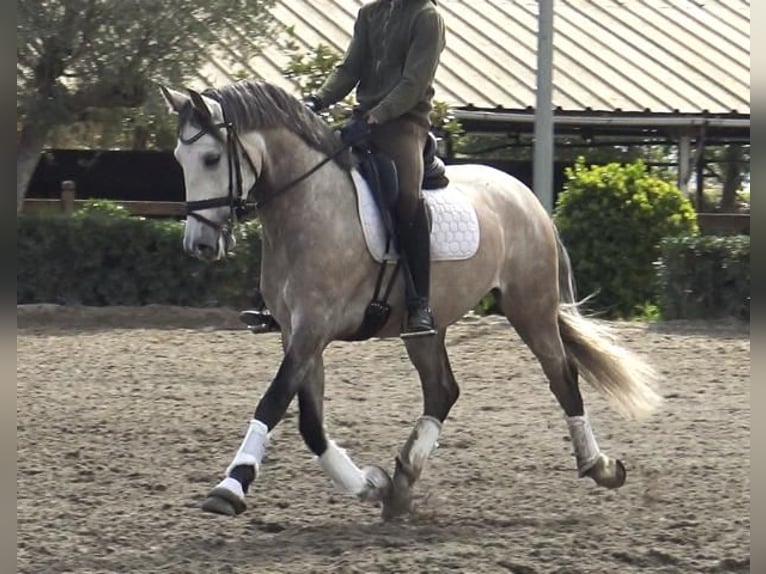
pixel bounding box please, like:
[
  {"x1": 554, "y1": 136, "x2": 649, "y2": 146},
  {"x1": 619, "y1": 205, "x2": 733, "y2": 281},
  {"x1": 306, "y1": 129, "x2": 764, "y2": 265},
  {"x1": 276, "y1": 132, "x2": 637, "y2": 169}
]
[
  {"x1": 355, "y1": 131, "x2": 449, "y2": 243},
  {"x1": 348, "y1": 132, "x2": 449, "y2": 341}
]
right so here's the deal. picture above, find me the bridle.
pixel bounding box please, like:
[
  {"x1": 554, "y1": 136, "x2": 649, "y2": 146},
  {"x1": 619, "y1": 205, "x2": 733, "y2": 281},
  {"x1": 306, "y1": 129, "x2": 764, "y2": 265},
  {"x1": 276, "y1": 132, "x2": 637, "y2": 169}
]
[
  {"x1": 179, "y1": 112, "x2": 258, "y2": 233},
  {"x1": 178, "y1": 94, "x2": 348, "y2": 233}
]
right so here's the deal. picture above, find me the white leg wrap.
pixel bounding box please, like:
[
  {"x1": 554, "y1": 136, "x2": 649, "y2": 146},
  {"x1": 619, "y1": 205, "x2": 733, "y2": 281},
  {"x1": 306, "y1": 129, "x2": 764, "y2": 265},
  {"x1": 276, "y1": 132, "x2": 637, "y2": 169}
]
[
  {"x1": 566, "y1": 415, "x2": 601, "y2": 475},
  {"x1": 406, "y1": 416, "x2": 442, "y2": 468},
  {"x1": 225, "y1": 419, "x2": 270, "y2": 477},
  {"x1": 216, "y1": 476, "x2": 245, "y2": 499},
  {"x1": 317, "y1": 440, "x2": 367, "y2": 496}
]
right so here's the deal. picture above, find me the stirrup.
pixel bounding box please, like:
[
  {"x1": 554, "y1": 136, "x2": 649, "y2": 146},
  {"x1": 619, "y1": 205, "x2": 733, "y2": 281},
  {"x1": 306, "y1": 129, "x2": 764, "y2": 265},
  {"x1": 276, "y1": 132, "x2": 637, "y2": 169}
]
[
  {"x1": 401, "y1": 327, "x2": 437, "y2": 339},
  {"x1": 401, "y1": 306, "x2": 437, "y2": 339},
  {"x1": 239, "y1": 310, "x2": 280, "y2": 334}
]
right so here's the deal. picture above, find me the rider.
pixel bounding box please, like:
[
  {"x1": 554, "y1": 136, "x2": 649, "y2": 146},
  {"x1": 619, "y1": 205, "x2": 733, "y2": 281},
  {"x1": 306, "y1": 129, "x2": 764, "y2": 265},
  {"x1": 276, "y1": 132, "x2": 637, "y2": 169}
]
[{"x1": 242, "y1": 0, "x2": 446, "y2": 337}]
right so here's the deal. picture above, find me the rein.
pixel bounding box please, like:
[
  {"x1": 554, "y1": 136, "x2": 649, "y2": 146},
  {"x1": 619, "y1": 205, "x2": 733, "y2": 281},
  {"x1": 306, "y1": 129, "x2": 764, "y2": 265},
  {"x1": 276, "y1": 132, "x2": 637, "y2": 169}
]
[{"x1": 254, "y1": 144, "x2": 348, "y2": 210}]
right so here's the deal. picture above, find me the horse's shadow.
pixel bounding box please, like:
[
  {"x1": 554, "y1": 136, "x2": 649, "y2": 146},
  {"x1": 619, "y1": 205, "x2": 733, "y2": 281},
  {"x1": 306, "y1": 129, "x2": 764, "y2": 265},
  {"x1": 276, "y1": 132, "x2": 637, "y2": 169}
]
[
  {"x1": 166, "y1": 511, "x2": 599, "y2": 567},
  {"x1": 184, "y1": 514, "x2": 455, "y2": 563}
]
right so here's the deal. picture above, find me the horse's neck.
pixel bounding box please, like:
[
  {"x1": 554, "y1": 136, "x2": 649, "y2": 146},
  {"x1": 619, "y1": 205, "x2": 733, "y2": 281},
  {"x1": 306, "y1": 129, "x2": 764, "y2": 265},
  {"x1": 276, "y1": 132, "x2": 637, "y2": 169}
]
[{"x1": 250, "y1": 129, "x2": 358, "y2": 247}]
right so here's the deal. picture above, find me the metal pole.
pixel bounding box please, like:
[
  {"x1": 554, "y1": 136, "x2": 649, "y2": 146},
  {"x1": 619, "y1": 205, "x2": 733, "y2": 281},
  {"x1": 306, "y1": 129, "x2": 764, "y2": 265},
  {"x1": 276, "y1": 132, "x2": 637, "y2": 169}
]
[
  {"x1": 678, "y1": 133, "x2": 691, "y2": 195},
  {"x1": 61, "y1": 180, "x2": 76, "y2": 214},
  {"x1": 534, "y1": 0, "x2": 555, "y2": 214}
]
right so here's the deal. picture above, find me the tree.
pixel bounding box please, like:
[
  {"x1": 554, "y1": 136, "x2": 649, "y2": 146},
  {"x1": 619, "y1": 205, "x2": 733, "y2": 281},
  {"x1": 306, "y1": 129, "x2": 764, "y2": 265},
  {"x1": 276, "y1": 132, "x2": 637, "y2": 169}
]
[
  {"x1": 16, "y1": 0, "x2": 279, "y2": 212},
  {"x1": 709, "y1": 144, "x2": 750, "y2": 213},
  {"x1": 282, "y1": 37, "x2": 354, "y2": 127}
]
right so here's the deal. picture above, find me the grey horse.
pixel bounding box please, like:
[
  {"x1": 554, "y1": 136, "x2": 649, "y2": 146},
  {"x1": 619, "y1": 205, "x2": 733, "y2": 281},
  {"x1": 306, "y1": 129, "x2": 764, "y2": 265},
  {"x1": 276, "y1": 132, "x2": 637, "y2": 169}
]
[{"x1": 161, "y1": 80, "x2": 661, "y2": 520}]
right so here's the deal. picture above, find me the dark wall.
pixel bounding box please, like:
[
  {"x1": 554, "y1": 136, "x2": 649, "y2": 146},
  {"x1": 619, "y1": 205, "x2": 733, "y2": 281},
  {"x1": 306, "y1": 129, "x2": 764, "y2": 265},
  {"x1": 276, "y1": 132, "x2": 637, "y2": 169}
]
[
  {"x1": 27, "y1": 149, "x2": 185, "y2": 202},
  {"x1": 27, "y1": 149, "x2": 570, "y2": 204}
]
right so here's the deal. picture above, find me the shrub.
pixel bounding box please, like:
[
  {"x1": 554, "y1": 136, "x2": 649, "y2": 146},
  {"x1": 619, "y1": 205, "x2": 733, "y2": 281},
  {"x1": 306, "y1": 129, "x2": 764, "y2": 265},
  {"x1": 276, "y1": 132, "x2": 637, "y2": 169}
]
[
  {"x1": 72, "y1": 198, "x2": 132, "y2": 219},
  {"x1": 553, "y1": 158, "x2": 698, "y2": 318},
  {"x1": 657, "y1": 235, "x2": 750, "y2": 321},
  {"x1": 17, "y1": 212, "x2": 262, "y2": 308}
]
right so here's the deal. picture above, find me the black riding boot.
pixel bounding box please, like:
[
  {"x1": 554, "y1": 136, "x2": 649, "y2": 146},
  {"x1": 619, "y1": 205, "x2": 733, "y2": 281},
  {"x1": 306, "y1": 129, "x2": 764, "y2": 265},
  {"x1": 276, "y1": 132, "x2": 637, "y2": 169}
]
[
  {"x1": 239, "y1": 288, "x2": 281, "y2": 334},
  {"x1": 400, "y1": 199, "x2": 437, "y2": 338}
]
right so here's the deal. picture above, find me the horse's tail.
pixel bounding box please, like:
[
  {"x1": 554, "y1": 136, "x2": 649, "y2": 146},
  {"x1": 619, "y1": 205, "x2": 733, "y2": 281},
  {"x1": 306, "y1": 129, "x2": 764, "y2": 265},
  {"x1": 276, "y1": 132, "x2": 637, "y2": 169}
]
[{"x1": 553, "y1": 228, "x2": 663, "y2": 420}]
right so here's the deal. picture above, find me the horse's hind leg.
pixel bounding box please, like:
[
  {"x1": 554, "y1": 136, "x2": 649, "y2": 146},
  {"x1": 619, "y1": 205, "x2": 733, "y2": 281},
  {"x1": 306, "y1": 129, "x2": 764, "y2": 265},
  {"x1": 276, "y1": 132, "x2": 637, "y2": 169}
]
[
  {"x1": 383, "y1": 330, "x2": 460, "y2": 520},
  {"x1": 501, "y1": 291, "x2": 626, "y2": 489}
]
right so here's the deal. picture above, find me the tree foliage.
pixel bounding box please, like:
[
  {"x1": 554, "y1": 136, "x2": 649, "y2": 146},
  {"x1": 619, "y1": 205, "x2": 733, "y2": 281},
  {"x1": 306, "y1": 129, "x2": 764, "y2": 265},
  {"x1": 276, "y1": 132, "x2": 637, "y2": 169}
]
[
  {"x1": 282, "y1": 37, "x2": 353, "y2": 127},
  {"x1": 705, "y1": 144, "x2": 750, "y2": 213},
  {"x1": 16, "y1": 0, "x2": 280, "y2": 210},
  {"x1": 282, "y1": 38, "x2": 464, "y2": 141}
]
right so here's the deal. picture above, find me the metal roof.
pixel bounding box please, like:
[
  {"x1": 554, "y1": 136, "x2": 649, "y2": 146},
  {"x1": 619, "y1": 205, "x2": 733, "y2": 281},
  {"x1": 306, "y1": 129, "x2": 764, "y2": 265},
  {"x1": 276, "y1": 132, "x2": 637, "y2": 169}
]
[{"x1": 197, "y1": 0, "x2": 750, "y2": 116}]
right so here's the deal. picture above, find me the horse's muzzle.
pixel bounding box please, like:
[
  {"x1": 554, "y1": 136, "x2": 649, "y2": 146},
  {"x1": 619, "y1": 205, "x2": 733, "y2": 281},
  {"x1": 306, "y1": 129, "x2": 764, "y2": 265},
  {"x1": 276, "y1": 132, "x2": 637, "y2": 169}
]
[
  {"x1": 184, "y1": 218, "x2": 235, "y2": 260},
  {"x1": 190, "y1": 242, "x2": 220, "y2": 261}
]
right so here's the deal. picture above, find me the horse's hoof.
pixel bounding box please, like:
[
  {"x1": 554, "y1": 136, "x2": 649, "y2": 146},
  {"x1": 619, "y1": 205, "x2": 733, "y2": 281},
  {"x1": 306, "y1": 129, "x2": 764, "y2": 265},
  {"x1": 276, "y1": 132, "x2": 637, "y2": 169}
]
[
  {"x1": 359, "y1": 465, "x2": 392, "y2": 503},
  {"x1": 605, "y1": 458, "x2": 627, "y2": 489},
  {"x1": 201, "y1": 487, "x2": 247, "y2": 516},
  {"x1": 381, "y1": 488, "x2": 413, "y2": 521},
  {"x1": 586, "y1": 455, "x2": 627, "y2": 489}
]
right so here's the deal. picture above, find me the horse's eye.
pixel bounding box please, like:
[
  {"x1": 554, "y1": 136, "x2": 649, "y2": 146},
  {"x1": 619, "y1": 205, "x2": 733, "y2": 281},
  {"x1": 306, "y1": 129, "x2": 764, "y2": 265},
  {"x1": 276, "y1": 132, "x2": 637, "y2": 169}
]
[{"x1": 203, "y1": 152, "x2": 221, "y2": 167}]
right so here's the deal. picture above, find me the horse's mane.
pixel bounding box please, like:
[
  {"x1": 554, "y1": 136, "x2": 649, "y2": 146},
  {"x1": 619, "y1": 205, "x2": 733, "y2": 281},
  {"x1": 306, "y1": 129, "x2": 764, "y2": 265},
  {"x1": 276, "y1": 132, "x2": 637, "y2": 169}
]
[{"x1": 200, "y1": 80, "x2": 353, "y2": 171}]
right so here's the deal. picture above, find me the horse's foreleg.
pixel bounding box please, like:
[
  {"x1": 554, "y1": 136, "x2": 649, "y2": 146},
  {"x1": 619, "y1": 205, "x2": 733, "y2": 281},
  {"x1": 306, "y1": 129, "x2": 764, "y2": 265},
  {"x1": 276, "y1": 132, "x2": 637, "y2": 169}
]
[
  {"x1": 383, "y1": 331, "x2": 459, "y2": 520},
  {"x1": 201, "y1": 334, "x2": 320, "y2": 516},
  {"x1": 299, "y1": 357, "x2": 392, "y2": 502}
]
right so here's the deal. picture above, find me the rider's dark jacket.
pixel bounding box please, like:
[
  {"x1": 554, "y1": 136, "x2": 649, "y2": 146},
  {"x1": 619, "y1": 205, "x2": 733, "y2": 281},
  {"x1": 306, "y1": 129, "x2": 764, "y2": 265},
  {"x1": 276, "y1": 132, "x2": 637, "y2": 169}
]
[{"x1": 316, "y1": 0, "x2": 445, "y2": 128}]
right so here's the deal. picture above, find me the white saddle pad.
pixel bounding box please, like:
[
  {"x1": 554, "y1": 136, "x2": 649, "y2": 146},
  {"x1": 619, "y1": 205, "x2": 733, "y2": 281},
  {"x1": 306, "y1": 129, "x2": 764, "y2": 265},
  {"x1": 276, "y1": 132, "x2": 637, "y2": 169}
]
[{"x1": 352, "y1": 169, "x2": 480, "y2": 263}]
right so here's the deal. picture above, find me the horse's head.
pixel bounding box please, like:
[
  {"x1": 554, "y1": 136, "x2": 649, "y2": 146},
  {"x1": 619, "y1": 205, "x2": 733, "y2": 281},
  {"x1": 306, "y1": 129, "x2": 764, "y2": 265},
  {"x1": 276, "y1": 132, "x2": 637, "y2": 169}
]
[{"x1": 160, "y1": 86, "x2": 260, "y2": 261}]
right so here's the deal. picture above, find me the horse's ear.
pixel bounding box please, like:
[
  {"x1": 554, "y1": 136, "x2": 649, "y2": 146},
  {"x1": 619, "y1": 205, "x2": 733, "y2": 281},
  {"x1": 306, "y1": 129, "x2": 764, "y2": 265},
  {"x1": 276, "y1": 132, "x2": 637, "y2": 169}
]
[
  {"x1": 160, "y1": 85, "x2": 189, "y2": 114},
  {"x1": 187, "y1": 88, "x2": 212, "y2": 121}
]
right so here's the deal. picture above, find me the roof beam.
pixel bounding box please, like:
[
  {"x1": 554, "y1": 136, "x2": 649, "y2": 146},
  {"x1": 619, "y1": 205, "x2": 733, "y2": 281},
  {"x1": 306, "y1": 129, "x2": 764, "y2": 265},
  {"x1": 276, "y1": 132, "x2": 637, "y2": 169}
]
[{"x1": 454, "y1": 110, "x2": 750, "y2": 129}]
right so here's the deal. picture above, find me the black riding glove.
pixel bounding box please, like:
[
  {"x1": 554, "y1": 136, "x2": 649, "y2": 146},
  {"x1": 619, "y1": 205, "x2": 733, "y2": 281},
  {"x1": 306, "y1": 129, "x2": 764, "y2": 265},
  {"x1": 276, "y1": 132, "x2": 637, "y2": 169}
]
[
  {"x1": 339, "y1": 117, "x2": 371, "y2": 148},
  {"x1": 304, "y1": 94, "x2": 323, "y2": 114}
]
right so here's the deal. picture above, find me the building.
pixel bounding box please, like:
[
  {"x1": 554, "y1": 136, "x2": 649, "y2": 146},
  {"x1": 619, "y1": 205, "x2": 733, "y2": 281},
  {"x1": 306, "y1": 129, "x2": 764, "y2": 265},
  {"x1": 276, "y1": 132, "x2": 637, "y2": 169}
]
[{"x1": 196, "y1": 0, "x2": 750, "y2": 203}]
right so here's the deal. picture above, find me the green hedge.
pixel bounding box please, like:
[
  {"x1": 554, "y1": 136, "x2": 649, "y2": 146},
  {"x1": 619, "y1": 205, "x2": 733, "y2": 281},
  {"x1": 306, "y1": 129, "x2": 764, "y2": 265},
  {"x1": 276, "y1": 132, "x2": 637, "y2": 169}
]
[
  {"x1": 657, "y1": 235, "x2": 750, "y2": 321},
  {"x1": 19, "y1": 206, "x2": 750, "y2": 323},
  {"x1": 553, "y1": 159, "x2": 698, "y2": 318},
  {"x1": 17, "y1": 209, "x2": 262, "y2": 308}
]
